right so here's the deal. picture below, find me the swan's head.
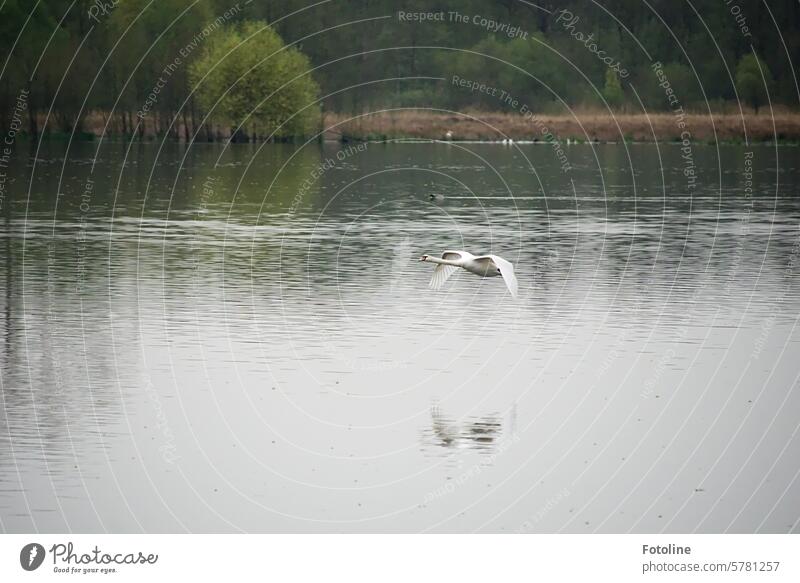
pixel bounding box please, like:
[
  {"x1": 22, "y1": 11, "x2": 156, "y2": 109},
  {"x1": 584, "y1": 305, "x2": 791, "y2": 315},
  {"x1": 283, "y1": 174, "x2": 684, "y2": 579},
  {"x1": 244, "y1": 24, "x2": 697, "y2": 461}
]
[{"x1": 419, "y1": 255, "x2": 429, "y2": 262}]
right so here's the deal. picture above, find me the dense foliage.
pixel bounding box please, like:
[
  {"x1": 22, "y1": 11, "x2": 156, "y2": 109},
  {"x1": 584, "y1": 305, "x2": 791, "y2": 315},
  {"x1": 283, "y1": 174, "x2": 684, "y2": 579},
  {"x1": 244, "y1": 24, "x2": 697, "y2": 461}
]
[
  {"x1": 188, "y1": 21, "x2": 319, "y2": 140},
  {"x1": 0, "y1": 0, "x2": 796, "y2": 139}
]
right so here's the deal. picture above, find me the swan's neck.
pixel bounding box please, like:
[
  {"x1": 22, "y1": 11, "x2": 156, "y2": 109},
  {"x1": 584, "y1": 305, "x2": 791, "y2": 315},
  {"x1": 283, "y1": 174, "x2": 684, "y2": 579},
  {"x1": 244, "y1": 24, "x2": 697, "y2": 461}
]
[{"x1": 426, "y1": 257, "x2": 460, "y2": 266}]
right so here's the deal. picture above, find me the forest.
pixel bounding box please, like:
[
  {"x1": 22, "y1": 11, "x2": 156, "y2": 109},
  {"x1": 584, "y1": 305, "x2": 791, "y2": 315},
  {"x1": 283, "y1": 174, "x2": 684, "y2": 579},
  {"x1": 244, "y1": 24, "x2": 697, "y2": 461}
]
[{"x1": 0, "y1": 0, "x2": 797, "y2": 141}]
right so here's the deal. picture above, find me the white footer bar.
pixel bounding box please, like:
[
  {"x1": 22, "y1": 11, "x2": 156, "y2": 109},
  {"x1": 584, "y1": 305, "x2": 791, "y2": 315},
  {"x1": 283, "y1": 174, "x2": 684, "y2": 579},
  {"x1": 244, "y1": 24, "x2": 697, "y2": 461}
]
[{"x1": 1, "y1": 534, "x2": 797, "y2": 582}]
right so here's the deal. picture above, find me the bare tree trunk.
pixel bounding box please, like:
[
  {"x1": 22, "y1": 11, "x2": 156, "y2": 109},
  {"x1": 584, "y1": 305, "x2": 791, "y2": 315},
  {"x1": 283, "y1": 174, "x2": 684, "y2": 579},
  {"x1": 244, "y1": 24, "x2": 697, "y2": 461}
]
[
  {"x1": 26, "y1": 82, "x2": 38, "y2": 138},
  {"x1": 190, "y1": 100, "x2": 197, "y2": 140}
]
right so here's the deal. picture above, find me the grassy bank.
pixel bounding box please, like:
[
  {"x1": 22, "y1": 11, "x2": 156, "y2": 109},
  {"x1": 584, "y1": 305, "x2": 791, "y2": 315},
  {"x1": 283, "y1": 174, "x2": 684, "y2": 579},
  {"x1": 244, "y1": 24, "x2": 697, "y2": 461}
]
[
  {"x1": 323, "y1": 110, "x2": 800, "y2": 144},
  {"x1": 35, "y1": 110, "x2": 800, "y2": 144}
]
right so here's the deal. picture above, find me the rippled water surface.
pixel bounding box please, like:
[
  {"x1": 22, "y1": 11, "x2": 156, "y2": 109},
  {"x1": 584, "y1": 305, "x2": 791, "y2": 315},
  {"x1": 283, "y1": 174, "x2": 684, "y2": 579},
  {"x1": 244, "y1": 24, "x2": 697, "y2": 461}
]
[{"x1": 1, "y1": 141, "x2": 799, "y2": 532}]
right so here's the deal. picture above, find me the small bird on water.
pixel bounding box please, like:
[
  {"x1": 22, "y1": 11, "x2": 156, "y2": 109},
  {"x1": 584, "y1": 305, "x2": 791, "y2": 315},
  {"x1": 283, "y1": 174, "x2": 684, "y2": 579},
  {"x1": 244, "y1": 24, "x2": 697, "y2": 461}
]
[{"x1": 419, "y1": 250, "x2": 518, "y2": 298}]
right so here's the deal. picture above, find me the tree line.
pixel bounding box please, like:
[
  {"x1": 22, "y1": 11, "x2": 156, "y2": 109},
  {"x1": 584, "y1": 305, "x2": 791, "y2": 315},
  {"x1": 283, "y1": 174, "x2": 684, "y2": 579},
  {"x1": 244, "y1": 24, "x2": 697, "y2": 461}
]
[{"x1": 0, "y1": 0, "x2": 796, "y2": 141}]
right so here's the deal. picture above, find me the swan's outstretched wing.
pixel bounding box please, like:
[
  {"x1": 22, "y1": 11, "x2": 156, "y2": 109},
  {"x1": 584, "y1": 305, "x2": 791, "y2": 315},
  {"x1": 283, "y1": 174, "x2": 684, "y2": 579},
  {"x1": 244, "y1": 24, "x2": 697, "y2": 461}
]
[
  {"x1": 429, "y1": 263, "x2": 459, "y2": 290},
  {"x1": 429, "y1": 250, "x2": 469, "y2": 290},
  {"x1": 477, "y1": 254, "x2": 518, "y2": 298},
  {"x1": 493, "y1": 255, "x2": 519, "y2": 298}
]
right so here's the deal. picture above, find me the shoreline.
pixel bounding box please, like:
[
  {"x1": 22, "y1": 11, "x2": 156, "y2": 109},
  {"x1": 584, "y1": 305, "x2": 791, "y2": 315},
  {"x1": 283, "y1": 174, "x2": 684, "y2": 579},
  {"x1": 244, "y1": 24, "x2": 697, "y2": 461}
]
[
  {"x1": 323, "y1": 110, "x2": 800, "y2": 144},
  {"x1": 14, "y1": 110, "x2": 800, "y2": 145}
]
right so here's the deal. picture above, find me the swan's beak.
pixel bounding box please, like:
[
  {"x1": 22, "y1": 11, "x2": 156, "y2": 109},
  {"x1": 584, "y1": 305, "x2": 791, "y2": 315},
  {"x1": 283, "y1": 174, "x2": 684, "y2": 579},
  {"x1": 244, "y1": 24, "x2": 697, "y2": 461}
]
[{"x1": 419, "y1": 256, "x2": 427, "y2": 262}]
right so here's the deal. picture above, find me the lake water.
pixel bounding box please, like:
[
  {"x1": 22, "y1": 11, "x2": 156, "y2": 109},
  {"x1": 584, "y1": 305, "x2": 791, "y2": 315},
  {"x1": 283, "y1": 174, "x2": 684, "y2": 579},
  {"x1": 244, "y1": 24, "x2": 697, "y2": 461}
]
[{"x1": 1, "y1": 140, "x2": 798, "y2": 533}]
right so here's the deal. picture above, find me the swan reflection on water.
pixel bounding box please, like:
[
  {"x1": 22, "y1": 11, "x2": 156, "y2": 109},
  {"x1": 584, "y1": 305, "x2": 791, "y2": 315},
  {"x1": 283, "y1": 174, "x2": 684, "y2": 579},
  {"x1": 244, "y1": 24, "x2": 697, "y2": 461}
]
[{"x1": 423, "y1": 405, "x2": 515, "y2": 453}]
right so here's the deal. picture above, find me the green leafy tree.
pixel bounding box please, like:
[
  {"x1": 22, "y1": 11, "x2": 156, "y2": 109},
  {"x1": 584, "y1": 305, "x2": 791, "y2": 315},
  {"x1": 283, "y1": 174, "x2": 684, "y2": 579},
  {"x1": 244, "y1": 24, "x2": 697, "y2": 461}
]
[
  {"x1": 189, "y1": 20, "x2": 320, "y2": 140},
  {"x1": 735, "y1": 54, "x2": 773, "y2": 113}
]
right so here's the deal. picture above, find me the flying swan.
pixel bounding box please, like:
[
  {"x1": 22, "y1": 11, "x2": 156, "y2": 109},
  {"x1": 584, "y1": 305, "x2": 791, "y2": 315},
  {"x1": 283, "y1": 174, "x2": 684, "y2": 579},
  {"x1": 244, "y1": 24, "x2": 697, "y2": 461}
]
[{"x1": 419, "y1": 250, "x2": 519, "y2": 298}]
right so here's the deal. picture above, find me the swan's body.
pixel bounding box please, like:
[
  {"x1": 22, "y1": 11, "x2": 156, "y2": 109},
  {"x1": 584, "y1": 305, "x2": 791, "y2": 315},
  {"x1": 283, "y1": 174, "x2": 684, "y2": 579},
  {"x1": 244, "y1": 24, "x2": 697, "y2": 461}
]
[
  {"x1": 429, "y1": 193, "x2": 445, "y2": 202},
  {"x1": 419, "y1": 250, "x2": 518, "y2": 298}
]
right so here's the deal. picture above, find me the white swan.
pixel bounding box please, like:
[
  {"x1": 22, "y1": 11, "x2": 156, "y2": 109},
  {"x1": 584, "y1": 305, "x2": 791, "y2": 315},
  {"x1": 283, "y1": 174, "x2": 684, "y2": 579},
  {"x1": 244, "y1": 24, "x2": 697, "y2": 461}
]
[{"x1": 419, "y1": 250, "x2": 519, "y2": 298}]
